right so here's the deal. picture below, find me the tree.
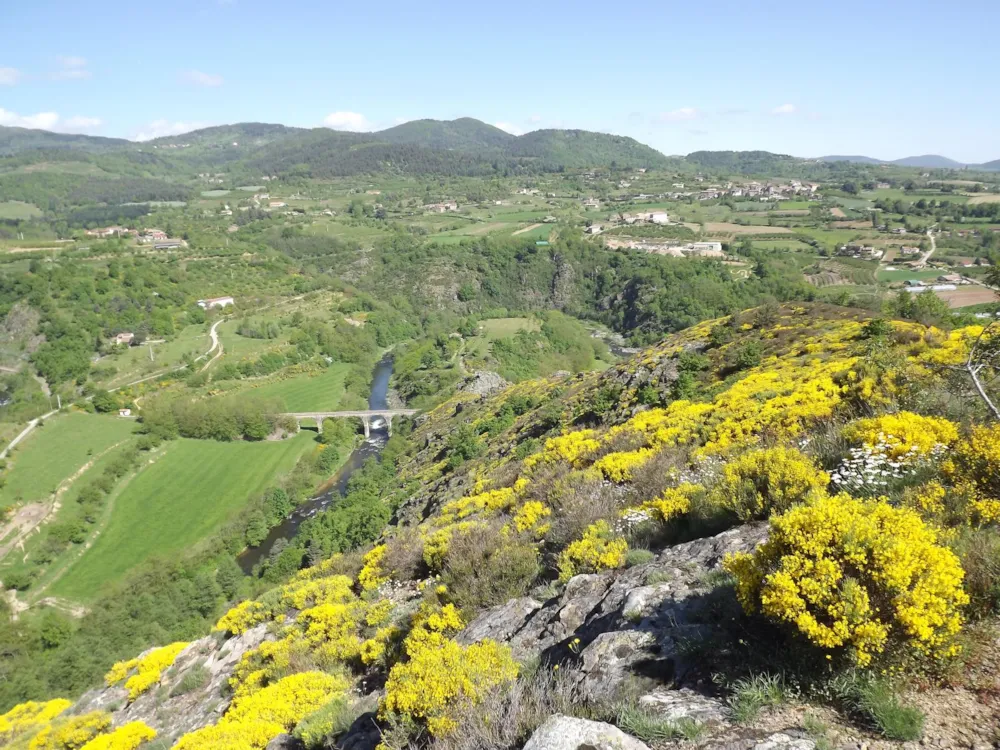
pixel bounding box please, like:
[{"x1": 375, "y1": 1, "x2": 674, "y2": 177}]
[{"x1": 91, "y1": 390, "x2": 119, "y2": 413}]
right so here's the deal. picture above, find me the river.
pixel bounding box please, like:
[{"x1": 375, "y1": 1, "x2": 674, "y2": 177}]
[{"x1": 237, "y1": 357, "x2": 394, "y2": 573}]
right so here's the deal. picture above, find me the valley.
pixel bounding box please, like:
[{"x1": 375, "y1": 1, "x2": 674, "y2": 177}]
[{"x1": 0, "y1": 118, "x2": 998, "y2": 750}]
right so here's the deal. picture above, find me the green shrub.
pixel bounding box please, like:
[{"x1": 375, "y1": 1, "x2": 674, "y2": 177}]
[
  {"x1": 624, "y1": 549, "x2": 655, "y2": 568},
  {"x1": 170, "y1": 665, "x2": 209, "y2": 697},
  {"x1": 442, "y1": 524, "x2": 540, "y2": 613}
]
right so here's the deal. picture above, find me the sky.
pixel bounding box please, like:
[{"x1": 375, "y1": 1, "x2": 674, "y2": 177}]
[{"x1": 2, "y1": 0, "x2": 999, "y2": 162}]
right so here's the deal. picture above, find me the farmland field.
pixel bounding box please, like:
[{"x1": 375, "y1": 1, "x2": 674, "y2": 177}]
[
  {"x1": 877, "y1": 269, "x2": 944, "y2": 282},
  {"x1": 99, "y1": 324, "x2": 209, "y2": 388},
  {"x1": 968, "y1": 194, "x2": 1000, "y2": 205},
  {"x1": 237, "y1": 363, "x2": 352, "y2": 412},
  {"x1": 934, "y1": 287, "x2": 1000, "y2": 308},
  {"x1": 0, "y1": 413, "x2": 137, "y2": 508},
  {"x1": 0, "y1": 201, "x2": 42, "y2": 220},
  {"x1": 703, "y1": 223, "x2": 793, "y2": 235},
  {"x1": 751, "y1": 239, "x2": 815, "y2": 252},
  {"x1": 48, "y1": 433, "x2": 317, "y2": 601}
]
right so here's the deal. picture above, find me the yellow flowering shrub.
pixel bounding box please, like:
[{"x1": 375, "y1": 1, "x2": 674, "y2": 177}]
[
  {"x1": 174, "y1": 671, "x2": 347, "y2": 750},
  {"x1": 712, "y1": 445, "x2": 829, "y2": 520},
  {"x1": 281, "y1": 574, "x2": 354, "y2": 610},
  {"x1": 79, "y1": 722, "x2": 156, "y2": 750},
  {"x1": 357, "y1": 545, "x2": 388, "y2": 591},
  {"x1": 725, "y1": 495, "x2": 968, "y2": 666},
  {"x1": 105, "y1": 642, "x2": 189, "y2": 701},
  {"x1": 0, "y1": 699, "x2": 72, "y2": 737},
  {"x1": 298, "y1": 601, "x2": 365, "y2": 661},
  {"x1": 437, "y1": 488, "x2": 517, "y2": 525},
  {"x1": 557, "y1": 520, "x2": 628, "y2": 582},
  {"x1": 421, "y1": 521, "x2": 481, "y2": 571},
  {"x1": 633, "y1": 483, "x2": 701, "y2": 523},
  {"x1": 213, "y1": 600, "x2": 268, "y2": 636},
  {"x1": 360, "y1": 625, "x2": 400, "y2": 666},
  {"x1": 29, "y1": 711, "x2": 110, "y2": 750},
  {"x1": 843, "y1": 412, "x2": 958, "y2": 459},
  {"x1": 524, "y1": 429, "x2": 600, "y2": 470},
  {"x1": 948, "y1": 424, "x2": 1000, "y2": 499},
  {"x1": 512, "y1": 501, "x2": 552, "y2": 535},
  {"x1": 380, "y1": 632, "x2": 518, "y2": 737},
  {"x1": 591, "y1": 448, "x2": 654, "y2": 482}
]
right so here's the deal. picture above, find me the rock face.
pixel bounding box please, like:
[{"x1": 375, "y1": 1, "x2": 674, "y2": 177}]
[
  {"x1": 462, "y1": 524, "x2": 765, "y2": 704},
  {"x1": 522, "y1": 715, "x2": 650, "y2": 750},
  {"x1": 458, "y1": 370, "x2": 510, "y2": 398},
  {"x1": 73, "y1": 624, "x2": 271, "y2": 745}
]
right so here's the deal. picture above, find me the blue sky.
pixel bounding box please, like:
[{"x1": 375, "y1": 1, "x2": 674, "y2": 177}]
[{"x1": 2, "y1": 0, "x2": 998, "y2": 162}]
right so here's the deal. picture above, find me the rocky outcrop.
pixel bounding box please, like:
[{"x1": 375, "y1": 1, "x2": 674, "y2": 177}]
[
  {"x1": 461, "y1": 524, "x2": 765, "y2": 706},
  {"x1": 458, "y1": 370, "x2": 510, "y2": 398},
  {"x1": 72, "y1": 624, "x2": 272, "y2": 745},
  {"x1": 522, "y1": 715, "x2": 650, "y2": 750}
]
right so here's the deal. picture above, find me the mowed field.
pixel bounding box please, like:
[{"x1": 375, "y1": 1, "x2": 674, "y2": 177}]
[
  {"x1": 935, "y1": 287, "x2": 1000, "y2": 308},
  {"x1": 0, "y1": 201, "x2": 42, "y2": 220},
  {"x1": 703, "y1": 223, "x2": 793, "y2": 234},
  {"x1": 0, "y1": 413, "x2": 136, "y2": 507},
  {"x1": 49, "y1": 433, "x2": 316, "y2": 601},
  {"x1": 967, "y1": 194, "x2": 1000, "y2": 205},
  {"x1": 239, "y1": 363, "x2": 352, "y2": 412}
]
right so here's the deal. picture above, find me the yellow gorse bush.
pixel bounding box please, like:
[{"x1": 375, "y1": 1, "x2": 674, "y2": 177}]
[
  {"x1": 557, "y1": 520, "x2": 628, "y2": 582},
  {"x1": 357, "y1": 545, "x2": 389, "y2": 591},
  {"x1": 591, "y1": 448, "x2": 655, "y2": 482},
  {"x1": 29, "y1": 711, "x2": 110, "y2": 750},
  {"x1": 0, "y1": 699, "x2": 72, "y2": 737},
  {"x1": 78, "y1": 722, "x2": 156, "y2": 750},
  {"x1": 104, "y1": 642, "x2": 189, "y2": 701},
  {"x1": 726, "y1": 494, "x2": 968, "y2": 666},
  {"x1": 712, "y1": 445, "x2": 829, "y2": 521},
  {"x1": 843, "y1": 412, "x2": 958, "y2": 459},
  {"x1": 512, "y1": 500, "x2": 552, "y2": 535},
  {"x1": 632, "y1": 483, "x2": 700, "y2": 523},
  {"x1": 174, "y1": 671, "x2": 346, "y2": 750},
  {"x1": 379, "y1": 602, "x2": 517, "y2": 740},
  {"x1": 213, "y1": 600, "x2": 268, "y2": 636}
]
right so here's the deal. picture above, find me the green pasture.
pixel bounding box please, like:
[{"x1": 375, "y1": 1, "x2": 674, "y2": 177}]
[{"x1": 49, "y1": 433, "x2": 316, "y2": 601}]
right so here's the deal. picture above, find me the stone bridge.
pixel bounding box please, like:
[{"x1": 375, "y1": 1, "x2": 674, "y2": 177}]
[{"x1": 281, "y1": 409, "x2": 418, "y2": 437}]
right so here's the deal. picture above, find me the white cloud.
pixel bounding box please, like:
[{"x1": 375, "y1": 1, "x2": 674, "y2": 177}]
[
  {"x1": 0, "y1": 108, "x2": 103, "y2": 133},
  {"x1": 771, "y1": 103, "x2": 797, "y2": 115},
  {"x1": 52, "y1": 55, "x2": 91, "y2": 80},
  {"x1": 494, "y1": 121, "x2": 524, "y2": 135},
  {"x1": 132, "y1": 120, "x2": 208, "y2": 141},
  {"x1": 0, "y1": 108, "x2": 60, "y2": 130},
  {"x1": 182, "y1": 69, "x2": 224, "y2": 87},
  {"x1": 657, "y1": 107, "x2": 699, "y2": 123},
  {"x1": 63, "y1": 115, "x2": 104, "y2": 132},
  {"x1": 322, "y1": 111, "x2": 373, "y2": 131},
  {"x1": 0, "y1": 67, "x2": 22, "y2": 86}
]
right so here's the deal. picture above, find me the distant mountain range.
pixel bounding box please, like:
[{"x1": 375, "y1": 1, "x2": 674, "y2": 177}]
[
  {"x1": 818, "y1": 154, "x2": 998, "y2": 170},
  {"x1": 1, "y1": 119, "x2": 998, "y2": 186},
  {"x1": 0, "y1": 119, "x2": 674, "y2": 175}
]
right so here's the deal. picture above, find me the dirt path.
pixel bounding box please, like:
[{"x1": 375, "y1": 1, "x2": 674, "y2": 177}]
[
  {"x1": 0, "y1": 440, "x2": 126, "y2": 564},
  {"x1": 28, "y1": 445, "x2": 167, "y2": 604},
  {"x1": 512, "y1": 222, "x2": 544, "y2": 236},
  {"x1": 198, "y1": 319, "x2": 224, "y2": 373}
]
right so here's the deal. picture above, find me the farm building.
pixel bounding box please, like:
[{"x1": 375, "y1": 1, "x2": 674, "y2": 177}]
[{"x1": 198, "y1": 296, "x2": 235, "y2": 309}]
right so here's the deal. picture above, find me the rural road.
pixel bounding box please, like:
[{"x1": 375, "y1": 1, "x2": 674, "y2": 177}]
[{"x1": 916, "y1": 225, "x2": 937, "y2": 268}]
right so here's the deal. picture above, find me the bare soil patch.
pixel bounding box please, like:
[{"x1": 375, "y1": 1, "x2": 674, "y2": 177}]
[
  {"x1": 935, "y1": 287, "x2": 1000, "y2": 308},
  {"x1": 703, "y1": 223, "x2": 793, "y2": 235},
  {"x1": 512, "y1": 223, "x2": 544, "y2": 236},
  {"x1": 830, "y1": 207, "x2": 847, "y2": 218}
]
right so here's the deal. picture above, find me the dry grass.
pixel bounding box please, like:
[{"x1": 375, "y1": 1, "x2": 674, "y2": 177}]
[
  {"x1": 703, "y1": 223, "x2": 793, "y2": 235},
  {"x1": 934, "y1": 287, "x2": 1000, "y2": 308}
]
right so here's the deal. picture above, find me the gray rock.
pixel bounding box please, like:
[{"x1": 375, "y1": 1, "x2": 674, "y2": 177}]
[
  {"x1": 266, "y1": 734, "x2": 300, "y2": 750},
  {"x1": 752, "y1": 733, "x2": 816, "y2": 750},
  {"x1": 522, "y1": 715, "x2": 651, "y2": 750},
  {"x1": 640, "y1": 687, "x2": 728, "y2": 725},
  {"x1": 575, "y1": 629, "x2": 658, "y2": 701},
  {"x1": 73, "y1": 624, "x2": 273, "y2": 746},
  {"x1": 458, "y1": 596, "x2": 541, "y2": 649},
  {"x1": 459, "y1": 370, "x2": 510, "y2": 397}
]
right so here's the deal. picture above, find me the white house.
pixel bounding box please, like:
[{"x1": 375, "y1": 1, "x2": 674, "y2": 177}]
[
  {"x1": 198, "y1": 296, "x2": 235, "y2": 309},
  {"x1": 650, "y1": 212, "x2": 669, "y2": 225}
]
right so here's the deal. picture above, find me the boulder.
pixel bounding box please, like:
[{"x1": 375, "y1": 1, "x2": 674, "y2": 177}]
[{"x1": 522, "y1": 715, "x2": 650, "y2": 750}]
